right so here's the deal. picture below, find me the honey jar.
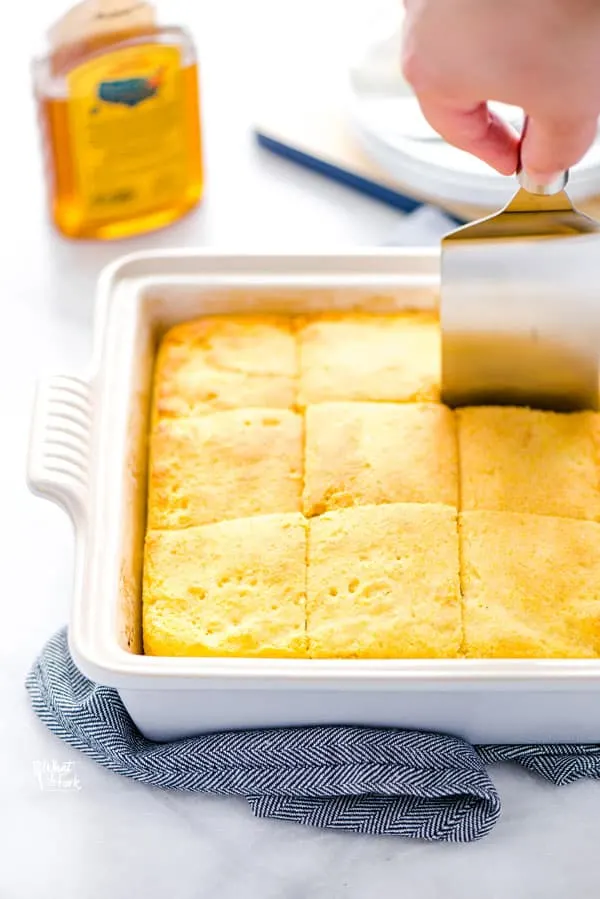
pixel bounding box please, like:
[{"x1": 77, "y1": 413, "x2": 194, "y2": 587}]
[{"x1": 33, "y1": 1, "x2": 204, "y2": 240}]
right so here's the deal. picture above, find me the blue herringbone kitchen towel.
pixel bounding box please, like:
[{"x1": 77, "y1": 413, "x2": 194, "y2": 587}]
[{"x1": 26, "y1": 629, "x2": 600, "y2": 842}]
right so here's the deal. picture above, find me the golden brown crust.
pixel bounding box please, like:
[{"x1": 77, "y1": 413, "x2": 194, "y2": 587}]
[
  {"x1": 153, "y1": 315, "x2": 298, "y2": 419},
  {"x1": 303, "y1": 402, "x2": 458, "y2": 516},
  {"x1": 147, "y1": 409, "x2": 303, "y2": 529},
  {"x1": 143, "y1": 514, "x2": 308, "y2": 657},
  {"x1": 296, "y1": 312, "x2": 440, "y2": 406},
  {"x1": 461, "y1": 511, "x2": 600, "y2": 658},
  {"x1": 306, "y1": 503, "x2": 461, "y2": 658},
  {"x1": 458, "y1": 407, "x2": 600, "y2": 521}
]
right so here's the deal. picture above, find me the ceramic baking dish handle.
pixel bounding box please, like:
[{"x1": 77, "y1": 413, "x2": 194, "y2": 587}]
[{"x1": 27, "y1": 375, "x2": 92, "y2": 525}]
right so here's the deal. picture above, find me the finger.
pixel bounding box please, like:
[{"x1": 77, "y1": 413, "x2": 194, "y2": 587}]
[
  {"x1": 416, "y1": 97, "x2": 520, "y2": 175},
  {"x1": 520, "y1": 114, "x2": 598, "y2": 181}
]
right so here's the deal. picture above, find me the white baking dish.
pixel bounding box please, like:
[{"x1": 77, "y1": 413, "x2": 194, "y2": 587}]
[{"x1": 27, "y1": 249, "x2": 600, "y2": 743}]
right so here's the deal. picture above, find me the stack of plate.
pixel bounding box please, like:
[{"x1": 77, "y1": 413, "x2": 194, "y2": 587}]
[{"x1": 346, "y1": 4, "x2": 600, "y2": 208}]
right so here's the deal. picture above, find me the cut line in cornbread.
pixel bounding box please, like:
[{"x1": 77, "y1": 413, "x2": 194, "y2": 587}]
[
  {"x1": 307, "y1": 503, "x2": 461, "y2": 658},
  {"x1": 460, "y1": 511, "x2": 600, "y2": 658},
  {"x1": 303, "y1": 402, "x2": 458, "y2": 516},
  {"x1": 153, "y1": 315, "x2": 298, "y2": 419},
  {"x1": 143, "y1": 513, "x2": 308, "y2": 657},
  {"x1": 457, "y1": 406, "x2": 600, "y2": 522},
  {"x1": 147, "y1": 408, "x2": 303, "y2": 529},
  {"x1": 296, "y1": 311, "x2": 440, "y2": 406}
]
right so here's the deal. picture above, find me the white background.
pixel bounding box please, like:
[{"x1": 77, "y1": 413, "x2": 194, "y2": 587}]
[{"x1": 2, "y1": 1, "x2": 600, "y2": 896}]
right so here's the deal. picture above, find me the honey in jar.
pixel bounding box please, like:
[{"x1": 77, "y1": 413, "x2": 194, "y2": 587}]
[{"x1": 33, "y1": 1, "x2": 203, "y2": 240}]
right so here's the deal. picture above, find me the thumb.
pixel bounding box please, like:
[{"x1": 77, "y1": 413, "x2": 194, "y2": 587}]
[{"x1": 520, "y1": 114, "x2": 598, "y2": 181}]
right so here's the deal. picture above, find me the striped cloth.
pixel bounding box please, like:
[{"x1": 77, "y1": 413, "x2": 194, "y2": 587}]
[{"x1": 26, "y1": 629, "x2": 600, "y2": 842}]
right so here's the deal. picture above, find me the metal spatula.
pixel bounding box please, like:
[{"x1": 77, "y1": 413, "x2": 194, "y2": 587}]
[{"x1": 441, "y1": 143, "x2": 600, "y2": 412}]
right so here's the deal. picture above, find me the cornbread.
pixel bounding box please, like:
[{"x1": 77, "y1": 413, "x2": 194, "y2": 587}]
[
  {"x1": 147, "y1": 408, "x2": 303, "y2": 529},
  {"x1": 153, "y1": 316, "x2": 298, "y2": 419},
  {"x1": 306, "y1": 503, "x2": 461, "y2": 658},
  {"x1": 143, "y1": 308, "x2": 600, "y2": 661},
  {"x1": 303, "y1": 402, "x2": 458, "y2": 516},
  {"x1": 297, "y1": 311, "x2": 440, "y2": 406},
  {"x1": 461, "y1": 511, "x2": 600, "y2": 658},
  {"x1": 143, "y1": 514, "x2": 308, "y2": 657},
  {"x1": 458, "y1": 406, "x2": 600, "y2": 521}
]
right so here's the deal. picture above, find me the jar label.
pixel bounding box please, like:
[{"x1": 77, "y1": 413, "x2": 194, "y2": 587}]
[{"x1": 66, "y1": 44, "x2": 188, "y2": 221}]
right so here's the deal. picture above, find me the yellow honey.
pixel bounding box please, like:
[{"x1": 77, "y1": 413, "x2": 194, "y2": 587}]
[{"x1": 33, "y1": 1, "x2": 203, "y2": 240}]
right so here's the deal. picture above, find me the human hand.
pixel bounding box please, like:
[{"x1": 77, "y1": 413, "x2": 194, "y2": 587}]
[{"x1": 401, "y1": 0, "x2": 600, "y2": 181}]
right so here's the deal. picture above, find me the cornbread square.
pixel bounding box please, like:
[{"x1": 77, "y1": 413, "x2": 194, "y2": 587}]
[
  {"x1": 303, "y1": 402, "x2": 458, "y2": 516},
  {"x1": 143, "y1": 514, "x2": 308, "y2": 657},
  {"x1": 297, "y1": 312, "x2": 440, "y2": 406},
  {"x1": 461, "y1": 511, "x2": 600, "y2": 658},
  {"x1": 307, "y1": 503, "x2": 461, "y2": 658},
  {"x1": 147, "y1": 408, "x2": 303, "y2": 529},
  {"x1": 153, "y1": 316, "x2": 298, "y2": 419},
  {"x1": 458, "y1": 407, "x2": 600, "y2": 521}
]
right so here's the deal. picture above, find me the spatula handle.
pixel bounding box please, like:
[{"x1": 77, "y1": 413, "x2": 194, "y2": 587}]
[
  {"x1": 516, "y1": 114, "x2": 569, "y2": 196},
  {"x1": 517, "y1": 167, "x2": 568, "y2": 196}
]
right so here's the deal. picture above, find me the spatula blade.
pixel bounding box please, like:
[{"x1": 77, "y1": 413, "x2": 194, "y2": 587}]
[{"x1": 441, "y1": 188, "x2": 600, "y2": 412}]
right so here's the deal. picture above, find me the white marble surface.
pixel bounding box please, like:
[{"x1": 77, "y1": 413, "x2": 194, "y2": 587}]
[{"x1": 3, "y1": 1, "x2": 600, "y2": 896}]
